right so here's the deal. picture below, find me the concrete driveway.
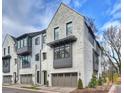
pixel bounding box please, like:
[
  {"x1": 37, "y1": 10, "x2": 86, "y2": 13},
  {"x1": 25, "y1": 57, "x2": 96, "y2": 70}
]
[{"x1": 108, "y1": 85, "x2": 121, "y2": 93}]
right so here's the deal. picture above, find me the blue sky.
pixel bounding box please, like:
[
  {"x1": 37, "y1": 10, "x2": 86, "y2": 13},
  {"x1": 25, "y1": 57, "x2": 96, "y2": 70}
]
[{"x1": 2, "y1": 0, "x2": 121, "y2": 40}]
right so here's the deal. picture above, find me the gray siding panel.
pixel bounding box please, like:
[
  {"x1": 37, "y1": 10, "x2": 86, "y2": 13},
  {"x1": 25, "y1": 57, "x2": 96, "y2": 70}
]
[{"x1": 53, "y1": 57, "x2": 72, "y2": 68}]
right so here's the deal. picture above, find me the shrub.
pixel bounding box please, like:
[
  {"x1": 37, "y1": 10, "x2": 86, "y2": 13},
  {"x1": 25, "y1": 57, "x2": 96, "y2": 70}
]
[
  {"x1": 97, "y1": 77, "x2": 102, "y2": 86},
  {"x1": 78, "y1": 78, "x2": 83, "y2": 89},
  {"x1": 46, "y1": 80, "x2": 49, "y2": 87},
  {"x1": 88, "y1": 74, "x2": 98, "y2": 88}
]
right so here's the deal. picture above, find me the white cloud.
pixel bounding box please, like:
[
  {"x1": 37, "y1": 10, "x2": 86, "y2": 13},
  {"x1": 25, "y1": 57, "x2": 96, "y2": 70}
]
[
  {"x1": 105, "y1": 2, "x2": 121, "y2": 20},
  {"x1": 2, "y1": 0, "x2": 59, "y2": 40},
  {"x1": 100, "y1": 20, "x2": 120, "y2": 31},
  {"x1": 2, "y1": 16, "x2": 41, "y2": 39},
  {"x1": 73, "y1": 0, "x2": 87, "y2": 8},
  {"x1": 61, "y1": 0, "x2": 72, "y2": 5},
  {"x1": 110, "y1": 3, "x2": 121, "y2": 15}
]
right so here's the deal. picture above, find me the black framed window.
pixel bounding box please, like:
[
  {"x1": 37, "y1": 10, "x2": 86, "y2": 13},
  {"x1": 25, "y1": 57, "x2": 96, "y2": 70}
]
[
  {"x1": 4, "y1": 48, "x2": 6, "y2": 56},
  {"x1": 35, "y1": 37, "x2": 40, "y2": 45},
  {"x1": 3, "y1": 59, "x2": 10, "y2": 73},
  {"x1": 65, "y1": 44, "x2": 71, "y2": 58},
  {"x1": 17, "y1": 38, "x2": 28, "y2": 49},
  {"x1": 54, "y1": 44, "x2": 71, "y2": 60},
  {"x1": 43, "y1": 53, "x2": 47, "y2": 60},
  {"x1": 15, "y1": 58, "x2": 17, "y2": 64},
  {"x1": 66, "y1": 22, "x2": 72, "y2": 36},
  {"x1": 21, "y1": 55, "x2": 31, "y2": 68},
  {"x1": 88, "y1": 31, "x2": 94, "y2": 46},
  {"x1": 42, "y1": 34, "x2": 46, "y2": 44},
  {"x1": 93, "y1": 49, "x2": 99, "y2": 72},
  {"x1": 8, "y1": 46, "x2": 10, "y2": 54},
  {"x1": 42, "y1": 33, "x2": 46, "y2": 48},
  {"x1": 35, "y1": 53, "x2": 39, "y2": 61},
  {"x1": 54, "y1": 27, "x2": 59, "y2": 40}
]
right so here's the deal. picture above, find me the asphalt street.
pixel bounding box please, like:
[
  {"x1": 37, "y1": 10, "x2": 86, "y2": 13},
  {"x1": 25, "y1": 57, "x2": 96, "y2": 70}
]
[{"x1": 2, "y1": 87, "x2": 44, "y2": 93}]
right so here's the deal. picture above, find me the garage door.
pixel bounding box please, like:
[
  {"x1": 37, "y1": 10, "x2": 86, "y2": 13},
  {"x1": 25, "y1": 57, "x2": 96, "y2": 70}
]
[
  {"x1": 20, "y1": 74, "x2": 32, "y2": 84},
  {"x1": 52, "y1": 73, "x2": 77, "y2": 87},
  {"x1": 3, "y1": 75, "x2": 12, "y2": 84}
]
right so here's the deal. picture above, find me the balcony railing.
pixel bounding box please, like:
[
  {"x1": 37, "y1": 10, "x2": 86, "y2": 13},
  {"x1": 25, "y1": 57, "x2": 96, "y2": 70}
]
[{"x1": 17, "y1": 46, "x2": 32, "y2": 55}]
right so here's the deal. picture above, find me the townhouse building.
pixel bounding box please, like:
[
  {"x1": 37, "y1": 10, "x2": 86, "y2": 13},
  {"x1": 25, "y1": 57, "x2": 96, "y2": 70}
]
[
  {"x1": 2, "y1": 3, "x2": 102, "y2": 87},
  {"x1": 16, "y1": 30, "x2": 47, "y2": 85},
  {"x1": 2, "y1": 34, "x2": 18, "y2": 84}
]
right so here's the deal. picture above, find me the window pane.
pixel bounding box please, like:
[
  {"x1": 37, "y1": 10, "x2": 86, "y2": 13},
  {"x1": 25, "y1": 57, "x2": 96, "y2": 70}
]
[
  {"x1": 17, "y1": 41, "x2": 20, "y2": 49},
  {"x1": 54, "y1": 27, "x2": 59, "y2": 40},
  {"x1": 54, "y1": 44, "x2": 71, "y2": 60},
  {"x1": 35, "y1": 54, "x2": 39, "y2": 61},
  {"x1": 35, "y1": 37, "x2": 40, "y2": 45},
  {"x1": 23, "y1": 38, "x2": 27, "y2": 47},
  {"x1": 4, "y1": 48, "x2": 6, "y2": 55},
  {"x1": 8, "y1": 46, "x2": 10, "y2": 54},
  {"x1": 60, "y1": 46, "x2": 64, "y2": 58},
  {"x1": 43, "y1": 53, "x2": 46, "y2": 60},
  {"x1": 21, "y1": 40, "x2": 23, "y2": 48},
  {"x1": 65, "y1": 44, "x2": 70, "y2": 58},
  {"x1": 88, "y1": 32, "x2": 94, "y2": 46},
  {"x1": 66, "y1": 22, "x2": 72, "y2": 36}
]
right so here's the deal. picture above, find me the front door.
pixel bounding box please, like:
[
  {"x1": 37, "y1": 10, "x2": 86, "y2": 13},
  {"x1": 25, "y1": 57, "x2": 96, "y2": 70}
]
[
  {"x1": 44, "y1": 71, "x2": 47, "y2": 85},
  {"x1": 37, "y1": 71, "x2": 40, "y2": 83},
  {"x1": 13, "y1": 72, "x2": 16, "y2": 83}
]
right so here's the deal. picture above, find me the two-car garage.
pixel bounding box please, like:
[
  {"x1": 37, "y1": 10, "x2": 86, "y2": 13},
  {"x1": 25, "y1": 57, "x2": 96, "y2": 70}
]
[{"x1": 52, "y1": 72, "x2": 77, "y2": 87}]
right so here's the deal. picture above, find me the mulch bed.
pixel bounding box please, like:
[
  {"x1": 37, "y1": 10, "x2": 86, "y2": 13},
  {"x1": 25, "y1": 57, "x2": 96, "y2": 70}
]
[{"x1": 70, "y1": 85, "x2": 111, "y2": 93}]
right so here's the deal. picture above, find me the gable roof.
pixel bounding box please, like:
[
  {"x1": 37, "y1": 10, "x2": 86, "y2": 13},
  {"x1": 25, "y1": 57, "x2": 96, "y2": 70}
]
[
  {"x1": 46, "y1": 3, "x2": 101, "y2": 49},
  {"x1": 16, "y1": 29, "x2": 46, "y2": 40},
  {"x1": 47, "y1": 3, "x2": 85, "y2": 30},
  {"x1": 2, "y1": 34, "x2": 16, "y2": 46}
]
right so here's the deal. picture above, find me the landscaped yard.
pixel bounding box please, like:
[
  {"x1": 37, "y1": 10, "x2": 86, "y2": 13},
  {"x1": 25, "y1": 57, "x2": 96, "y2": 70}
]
[{"x1": 70, "y1": 88, "x2": 109, "y2": 93}]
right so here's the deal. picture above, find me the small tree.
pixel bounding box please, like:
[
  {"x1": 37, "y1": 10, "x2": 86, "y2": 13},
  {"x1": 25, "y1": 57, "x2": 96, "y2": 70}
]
[
  {"x1": 88, "y1": 74, "x2": 98, "y2": 88},
  {"x1": 78, "y1": 78, "x2": 83, "y2": 89}
]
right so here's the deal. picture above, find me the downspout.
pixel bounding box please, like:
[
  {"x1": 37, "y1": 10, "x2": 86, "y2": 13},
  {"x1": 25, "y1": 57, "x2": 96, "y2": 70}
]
[
  {"x1": 39, "y1": 34, "x2": 42, "y2": 84},
  {"x1": 40, "y1": 49, "x2": 41, "y2": 84}
]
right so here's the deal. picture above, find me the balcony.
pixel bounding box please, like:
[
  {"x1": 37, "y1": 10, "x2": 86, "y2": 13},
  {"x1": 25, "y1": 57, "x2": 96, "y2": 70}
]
[
  {"x1": 17, "y1": 46, "x2": 32, "y2": 55},
  {"x1": 47, "y1": 35, "x2": 77, "y2": 48},
  {"x1": 2, "y1": 55, "x2": 11, "y2": 59}
]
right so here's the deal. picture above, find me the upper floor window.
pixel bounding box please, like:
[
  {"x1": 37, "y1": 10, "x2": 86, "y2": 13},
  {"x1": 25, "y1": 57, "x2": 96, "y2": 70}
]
[
  {"x1": 35, "y1": 53, "x2": 39, "y2": 61},
  {"x1": 4, "y1": 48, "x2": 6, "y2": 56},
  {"x1": 66, "y1": 22, "x2": 72, "y2": 36},
  {"x1": 8, "y1": 46, "x2": 10, "y2": 54},
  {"x1": 23, "y1": 38, "x2": 27, "y2": 47},
  {"x1": 17, "y1": 38, "x2": 28, "y2": 49},
  {"x1": 54, "y1": 44, "x2": 71, "y2": 60},
  {"x1": 88, "y1": 32, "x2": 94, "y2": 46},
  {"x1": 43, "y1": 52, "x2": 47, "y2": 60},
  {"x1": 15, "y1": 58, "x2": 17, "y2": 65},
  {"x1": 17, "y1": 41, "x2": 20, "y2": 49},
  {"x1": 54, "y1": 27, "x2": 59, "y2": 40},
  {"x1": 43, "y1": 34, "x2": 46, "y2": 44},
  {"x1": 93, "y1": 50, "x2": 99, "y2": 72},
  {"x1": 42, "y1": 33, "x2": 46, "y2": 48},
  {"x1": 20, "y1": 55, "x2": 31, "y2": 68},
  {"x1": 35, "y1": 37, "x2": 40, "y2": 45}
]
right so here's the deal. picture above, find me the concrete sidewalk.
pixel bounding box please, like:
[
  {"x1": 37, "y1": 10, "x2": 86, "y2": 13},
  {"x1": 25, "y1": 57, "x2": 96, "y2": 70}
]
[{"x1": 3, "y1": 84, "x2": 76, "y2": 93}]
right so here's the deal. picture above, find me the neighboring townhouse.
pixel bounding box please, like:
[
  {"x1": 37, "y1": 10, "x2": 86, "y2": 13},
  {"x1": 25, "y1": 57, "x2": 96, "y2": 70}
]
[
  {"x1": 16, "y1": 30, "x2": 46, "y2": 85},
  {"x1": 46, "y1": 3, "x2": 101, "y2": 87},
  {"x1": 2, "y1": 34, "x2": 18, "y2": 84},
  {"x1": 2, "y1": 3, "x2": 102, "y2": 87}
]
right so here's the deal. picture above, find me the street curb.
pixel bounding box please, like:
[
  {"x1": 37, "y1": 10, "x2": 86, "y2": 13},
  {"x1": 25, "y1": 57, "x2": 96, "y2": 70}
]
[{"x1": 3, "y1": 86, "x2": 60, "y2": 93}]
